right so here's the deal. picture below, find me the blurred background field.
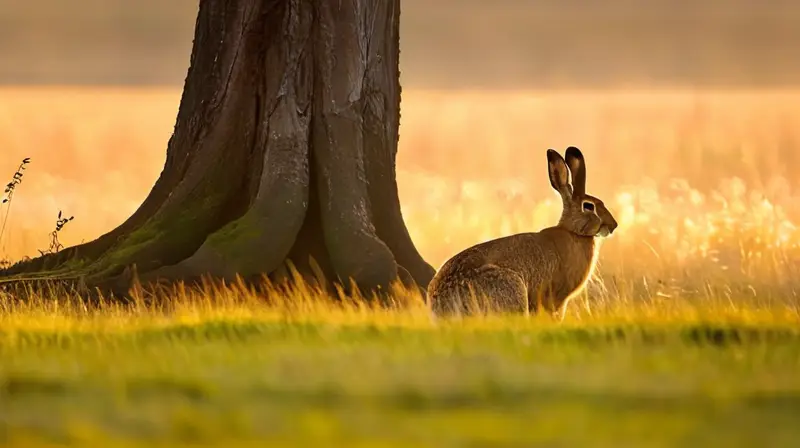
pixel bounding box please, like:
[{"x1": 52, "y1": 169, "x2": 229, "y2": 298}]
[
  {"x1": 3, "y1": 0, "x2": 799, "y2": 88},
  {"x1": 2, "y1": 87, "x2": 800, "y2": 314}
]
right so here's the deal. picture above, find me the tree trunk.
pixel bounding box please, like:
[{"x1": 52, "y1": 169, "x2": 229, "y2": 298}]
[{"x1": 0, "y1": 0, "x2": 435, "y2": 298}]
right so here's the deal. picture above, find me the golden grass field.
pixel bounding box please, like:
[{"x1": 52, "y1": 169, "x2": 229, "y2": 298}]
[
  {"x1": 2, "y1": 87, "x2": 800, "y2": 309},
  {"x1": 1, "y1": 87, "x2": 800, "y2": 446}
]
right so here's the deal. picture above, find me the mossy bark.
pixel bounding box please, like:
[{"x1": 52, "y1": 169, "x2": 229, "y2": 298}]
[{"x1": 0, "y1": 0, "x2": 434, "y2": 298}]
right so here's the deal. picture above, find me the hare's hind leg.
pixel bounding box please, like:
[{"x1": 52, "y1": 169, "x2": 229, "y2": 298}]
[
  {"x1": 430, "y1": 264, "x2": 527, "y2": 317},
  {"x1": 467, "y1": 264, "x2": 528, "y2": 315}
]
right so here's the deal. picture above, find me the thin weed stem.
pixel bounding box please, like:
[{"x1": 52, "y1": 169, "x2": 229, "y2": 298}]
[{"x1": 0, "y1": 157, "x2": 31, "y2": 252}]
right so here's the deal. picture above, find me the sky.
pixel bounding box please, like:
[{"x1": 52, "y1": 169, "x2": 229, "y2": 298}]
[{"x1": 1, "y1": 0, "x2": 799, "y2": 88}]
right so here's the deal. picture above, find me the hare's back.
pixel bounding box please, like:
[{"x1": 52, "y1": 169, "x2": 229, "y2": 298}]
[
  {"x1": 435, "y1": 230, "x2": 559, "y2": 276},
  {"x1": 474, "y1": 232, "x2": 554, "y2": 260}
]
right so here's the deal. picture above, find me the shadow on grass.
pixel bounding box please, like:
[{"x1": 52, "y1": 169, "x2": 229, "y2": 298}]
[
  {"x1": 4, "y1": 373, "x2": 800, "y2": 412},
  {"x1": 2, "y1": 321, "x2": 798, "y2": 349}
]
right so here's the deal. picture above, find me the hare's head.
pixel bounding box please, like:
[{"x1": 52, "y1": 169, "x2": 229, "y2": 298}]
[{"x1": 547, "y1": 147, "x2": 618, "y2": 238}]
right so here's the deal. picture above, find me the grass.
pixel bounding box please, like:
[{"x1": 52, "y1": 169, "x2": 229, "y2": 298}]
[
  {"x1": 1, "y1": 87, "x2": 800, "y2": 445},
  {"x1": 1, "y1": 283, "x2": 800, "y2": 447}
]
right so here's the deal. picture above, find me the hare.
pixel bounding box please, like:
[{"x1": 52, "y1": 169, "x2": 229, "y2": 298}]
[{"x1": 427, "y1": 147, "x2": 618, "y2": 320}]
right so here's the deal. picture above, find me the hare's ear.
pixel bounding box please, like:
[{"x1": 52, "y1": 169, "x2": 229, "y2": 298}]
[
  {"x1": 565, "y1": 146, "x2": 586, "y2": 197},
  {"x1": 546, "y1": 149, "x2": 571, "y2": 197}
]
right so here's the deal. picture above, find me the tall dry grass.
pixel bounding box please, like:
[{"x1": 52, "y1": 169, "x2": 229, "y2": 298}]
[{"x1": 1, "y1": 87, "x2": 799, "y2": 311}]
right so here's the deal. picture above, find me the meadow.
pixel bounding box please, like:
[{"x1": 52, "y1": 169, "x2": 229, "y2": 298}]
[{"x1": 1, "y1": 87, "x2": 800, "y2": 446}]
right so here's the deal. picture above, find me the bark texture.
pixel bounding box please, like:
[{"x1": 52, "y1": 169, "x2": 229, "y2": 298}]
[{"x1": 1, "y1": 0, "x2": 435, "y2": 297}]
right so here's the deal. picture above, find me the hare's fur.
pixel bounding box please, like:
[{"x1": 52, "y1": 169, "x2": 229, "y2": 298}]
[{"x1": 427, "y1": 147, "x2": 617, "y2": 319}]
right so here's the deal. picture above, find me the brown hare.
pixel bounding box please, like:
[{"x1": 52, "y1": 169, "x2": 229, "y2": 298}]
[{"x1": 427, "y1": 147, "x2": 618, "y2": 320}]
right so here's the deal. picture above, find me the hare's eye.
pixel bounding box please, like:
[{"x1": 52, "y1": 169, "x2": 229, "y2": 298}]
[{"x1": 582, "y1": 201, "x2": 595, "y2": 213}]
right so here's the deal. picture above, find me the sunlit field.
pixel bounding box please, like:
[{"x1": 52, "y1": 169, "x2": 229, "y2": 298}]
[
  {"x1": 1, "y1": 87, "x2": 800, "y2": 446},
  {"x1": 2, "y1": 87, "x2": 800, "y2": 309}
]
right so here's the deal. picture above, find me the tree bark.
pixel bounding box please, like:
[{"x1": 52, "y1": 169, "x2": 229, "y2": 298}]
[{"x1": 0, "y1": 0, "x2": 435, "y2": 298}]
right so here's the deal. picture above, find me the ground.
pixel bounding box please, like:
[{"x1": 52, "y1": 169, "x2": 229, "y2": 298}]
[{"x1": 1, "y1": 284, "x2": 799, "y2": 447}]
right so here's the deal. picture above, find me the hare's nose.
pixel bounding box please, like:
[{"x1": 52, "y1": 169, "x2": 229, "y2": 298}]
[{"x1": 608, "y1": 219, "x2": 618, "y2": 234}]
